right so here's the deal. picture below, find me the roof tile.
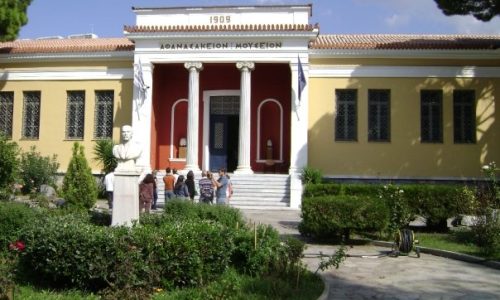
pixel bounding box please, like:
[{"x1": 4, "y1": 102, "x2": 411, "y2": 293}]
[{"x1": 0, "y1": 37, "x2": 134, "y2": 54}]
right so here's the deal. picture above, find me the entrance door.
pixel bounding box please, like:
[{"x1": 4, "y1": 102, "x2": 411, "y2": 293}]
[{"x1": 209, "y1": 96, "x2": 240, "y2": 172}]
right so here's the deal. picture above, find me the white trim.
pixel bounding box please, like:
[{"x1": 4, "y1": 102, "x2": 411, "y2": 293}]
[
  {"x1": 309, "y1": 49, "x2": 500, "y2": 60},
  {"x1": 169, "y1": 98, "x2": 188, "y2": 160},
  {"x1": 256, "y1": 98, "x2": 283, "y2": 162},
  {"x1": 0, "y1": 51, "x2": 133, "y2": 63},
  {"x1": 0, "y1": 68, "x2": 133, "y2": 80},
  {"x1": 309, "y1": 65, "x2": 500, "y2": 78},
  {"x1": 202, "y1": 90, "x2": 240, "y2": 171}
]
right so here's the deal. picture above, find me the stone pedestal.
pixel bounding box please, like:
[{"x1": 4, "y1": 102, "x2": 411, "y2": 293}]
[{"x1": 111, "y1": 170, "x2": 140, "y2": 227}]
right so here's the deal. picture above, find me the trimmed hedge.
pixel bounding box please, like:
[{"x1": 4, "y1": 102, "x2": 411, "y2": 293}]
[
  {"x1": 299, "y1": 195, "x2": 389, "y2": 240},
  {"x1": 303, "y1": 182, "x2": 473, "y2": 232},
  {"x1": 0, "y1": 202, "x2": 42, "y2": 251}
]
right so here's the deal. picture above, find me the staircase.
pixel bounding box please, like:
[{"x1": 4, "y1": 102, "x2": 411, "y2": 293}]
[{"x1": 155, "y1": 172, "x2": 291, "y2": 209}]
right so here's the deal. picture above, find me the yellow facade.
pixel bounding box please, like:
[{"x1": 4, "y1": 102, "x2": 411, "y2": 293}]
[
  {"x1": 308, "y1": 74, "x2": 499, "y2": 178},
  {"x1": 1, "y1": 66, "x2": 133, "y2": 173}
]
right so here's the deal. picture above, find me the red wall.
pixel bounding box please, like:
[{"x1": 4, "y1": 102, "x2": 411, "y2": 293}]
[{"x1": 151, "y1": 63, "x2": 291, "y2": 173}]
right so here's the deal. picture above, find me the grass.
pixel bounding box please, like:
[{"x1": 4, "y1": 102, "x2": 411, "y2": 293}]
[
  {"x1": 4, "y1": 270, "x2": 323, "y2": 300},
  {"x1": 414, "y1": 229, "x2": 500, "y2": 261}
]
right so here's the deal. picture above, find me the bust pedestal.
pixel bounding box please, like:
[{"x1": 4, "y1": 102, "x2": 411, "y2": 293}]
[{"x1": 111, "y1": 169, "x2": 141, "y2": 227}]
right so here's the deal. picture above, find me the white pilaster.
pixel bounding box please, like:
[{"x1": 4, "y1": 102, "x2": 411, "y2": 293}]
[
  {"x1": 132, "y1": 59, "x2": 153, "y2": 173},
  {"x1": 234, "y1": 61, "x2": 255, "y2": 174},
  {"x1": 184, "y1": 62, "x2": 203, "y2": 172},
  {"x1": 289, "y1": 56, "x2": 309, "y2": 209}
]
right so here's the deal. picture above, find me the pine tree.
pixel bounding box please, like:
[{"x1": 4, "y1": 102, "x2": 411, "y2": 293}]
[
  {"x1": 62, "y1": 142, "x2": 97, "y2": 209},
  {"x1": 0, "y1": 0, "x2": 33, "y2": 42}
]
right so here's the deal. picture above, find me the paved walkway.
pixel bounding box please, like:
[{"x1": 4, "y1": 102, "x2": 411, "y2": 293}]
[{"x1": 241, "y1": 209, "x2": 500, "y2": 300}]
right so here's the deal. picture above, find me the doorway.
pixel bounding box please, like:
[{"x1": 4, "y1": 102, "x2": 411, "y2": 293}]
[{"x1": 209, "y1": 95, "x2": 240, "y2": 172}]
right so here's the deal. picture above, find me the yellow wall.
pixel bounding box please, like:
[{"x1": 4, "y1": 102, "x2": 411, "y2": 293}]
[
  {"x1": 0, "y1": 78, "x2": 133, "y2": 173},
  {"x1": 308, "y1": 76, "x2": 499, "y2": 178}
]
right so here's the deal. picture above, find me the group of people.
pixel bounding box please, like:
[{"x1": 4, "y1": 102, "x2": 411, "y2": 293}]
[
  {"x1": 162, "y1": 167, "x2": 233, "y2": 205},
  {"x1": 105, "y1": 167, "x2": 233, "y2": 214},
  {"x1": 135, "y1": 167, "x2": 233, "y2": 213}
]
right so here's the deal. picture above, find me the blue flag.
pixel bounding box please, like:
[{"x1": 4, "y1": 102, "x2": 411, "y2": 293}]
[{"x1": 298, "y1": 56, "x2": 306, "y2": 102}]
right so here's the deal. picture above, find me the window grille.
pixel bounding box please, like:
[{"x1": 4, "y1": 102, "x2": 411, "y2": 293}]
[
  {"x1": 368, "y1": 89, "x2": 390, "y2": 142},
  {"x1": 453, "y1": 90, "x2": 476, "y2": 144},
  {"x1": 0, "y1": 92, "x2": 14, "y2": 138},
  {"x1": 210, "y1": 96, "x2": 239, "y2": 115},
  {"x1": 94, "y1": 91, "x2": 114, "y2": 139},
  {"x1": 335, "y1": 89, "x2": 357, "y2": 141},
  {"x1": 66, "y1": 91, "x2": 85, "y2": 139},
  {"x1": 22, "y1": 91, "x2": 41, "y2": 139},
  {"x1": 421, "y1": 90, "x2": 443, "y2": 143}
]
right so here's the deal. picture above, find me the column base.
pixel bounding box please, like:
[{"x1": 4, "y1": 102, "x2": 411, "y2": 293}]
[
  {"x1": 184, "y1": 164, "x2": 201, "y2": 173},
  {"x1": 234, "y1": 166, "x2": 254, "y2": 175}
]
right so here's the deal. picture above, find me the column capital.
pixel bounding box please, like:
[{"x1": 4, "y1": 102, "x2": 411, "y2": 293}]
[
  {"x1": 184, "y1": 61, "x2": 203, "y2": 71},
  {"x1": 236, "y1": 61, "x2": 255, "y2": 71}
]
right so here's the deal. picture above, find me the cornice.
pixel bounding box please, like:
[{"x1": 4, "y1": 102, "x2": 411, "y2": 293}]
[
  {"x1": 309, "y1": 49, "x2": 500, "y2": 60},
  {"x1": 0, "y1": 51, "x2": 133, "y2": 63}
]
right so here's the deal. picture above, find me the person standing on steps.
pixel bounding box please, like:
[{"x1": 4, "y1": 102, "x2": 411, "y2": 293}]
[
  {"x1": 163, "y1": 167, "x2": 175, "y2": 202},
  {"x1": 212, "y1": 168, "x2": 229, "y2": 205}
]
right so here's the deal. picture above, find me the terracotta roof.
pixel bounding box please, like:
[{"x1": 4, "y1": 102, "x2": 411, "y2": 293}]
[
  {"x1": 124, "y1": 24, "x2": 318, "y2": 33},
  {"x1": 0, "y1": 38, "x2": 134, "y2": 54},
  {"x1": 311, "y1": 34, "x2": 500, "y2": 50}
]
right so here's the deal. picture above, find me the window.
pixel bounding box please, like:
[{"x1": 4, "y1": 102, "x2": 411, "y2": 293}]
[
  {"x1": 66, "y1": 91, "x2": 85, "y2": 139},
  {"x1": 22, "y1": 91, "x2": 41, "y2": 139},
  {"x1": 0, "y1": 92, "x2": 14, "y2": 138},
  {"x1": 420, "y1": 90, "x2": 443, "y2": 143},
  {"x1": 368, "y1": 89, "x2": 390, "y2": 142},
  {"x1": 453, "y1": 90, "x2": 476, "y2": 144},
  {"x1": 94, "y1": 90, "x2": 114, "y2": 139},
  {"x1": 335, "y1": 89, "x2": 357, "y2": 141}
]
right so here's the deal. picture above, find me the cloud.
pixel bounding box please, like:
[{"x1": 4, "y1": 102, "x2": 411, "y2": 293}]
[
  {"x1": 447, "y1": 16, "x2": 500, "y2": 34},
  {"x1": 385, "y1": 14, "x2": 410, "y2": 27}
]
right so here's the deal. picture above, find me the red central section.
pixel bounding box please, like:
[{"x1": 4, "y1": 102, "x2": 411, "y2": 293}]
[{"x1": 150, "y1": 63, "x2": 291, "y2": 173}]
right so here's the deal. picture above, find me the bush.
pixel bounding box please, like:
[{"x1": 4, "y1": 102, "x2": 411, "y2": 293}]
[
  {"x1": 403, "y1": 184, "x2": 468, "y2": 231},
  {"x1": 0, "y1": 134, "x2": 19, "y2": 192},
  {"x1": 0, "y1": 202, "x2": 41, "y2": 252},
  {"x1": 299, "y1": 195, "x2": 389, "y2": 240},
  {"x1": 62, "y1": 142, "x2": 97, "y2": 210},
  {"x1": 301, "y1": 167, "x2": 322, "y2": 184},
  {"x1": 303, "y1": 183, "x2": 341, "y2": 198},
  {"x1": 379, "y1": 184, "x2": 413, "y2": 236},
  {"x1": 472, "y1": 162, "x2": 500, "y2": 255},
  {"x1": 19, "y1": 146, "x2": 59, "y2": 194}
]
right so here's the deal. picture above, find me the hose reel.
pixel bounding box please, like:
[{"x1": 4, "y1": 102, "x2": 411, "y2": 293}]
[{"x1": 393, "y1": 229, "x2": 420, "y2": 258}]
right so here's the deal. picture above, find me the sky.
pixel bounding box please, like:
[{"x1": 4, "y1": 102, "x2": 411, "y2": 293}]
[{"x1": 19, "y1": 0, "x2": 500, "y2": 40}]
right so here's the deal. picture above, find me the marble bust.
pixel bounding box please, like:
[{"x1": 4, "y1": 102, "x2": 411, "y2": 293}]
[{"x1": 113, "y1": 125, "x2": 142, "y2": 171}]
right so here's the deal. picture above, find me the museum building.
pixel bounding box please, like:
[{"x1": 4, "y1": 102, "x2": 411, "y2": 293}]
[{"x1": 0, "y1": 4, "x2": 499, "y2": 208}]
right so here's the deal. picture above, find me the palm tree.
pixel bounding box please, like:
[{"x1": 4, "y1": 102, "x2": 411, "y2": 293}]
[{"x1": 93, "y1": 139, "x2": 117, "y2": 174}]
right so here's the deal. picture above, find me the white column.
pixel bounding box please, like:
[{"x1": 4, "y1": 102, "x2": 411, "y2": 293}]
[
  {"x1": 184, "y1": 62, "x2": 203, "y2": 172},
  {"x1": 234, "y1": 61, "x2": 255, "y2": 174},
  {"x1": 132, "y1": 59, "x2": 153, "y2": 173},
  {"x1": 289, "y1": 56, "x2": 309, "y2": 209}
]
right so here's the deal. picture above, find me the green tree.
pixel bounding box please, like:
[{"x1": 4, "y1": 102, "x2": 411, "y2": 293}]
[
  {"x1": 19, "y1": 146, "x2": 59, "y2": 194},
  {"x1": 434, "y1": 0, "x2": 500, "y2": 21},
  {"x1": 62, "y1": 142, "x2": 97, "y2": 209},
  {"x1": 0, "y1": 134, "x2": 19, "y2": 190},
  {"x1": 0, "y1": 0, "x2": 33, "y2": 42},
  {"x1": 93, "y1": 139, "x2": 117, "y2": 174}
]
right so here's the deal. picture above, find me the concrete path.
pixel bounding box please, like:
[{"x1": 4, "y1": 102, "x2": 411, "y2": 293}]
[{"x1": 241, "y1": 209, "x2": 500, "y2": 300}]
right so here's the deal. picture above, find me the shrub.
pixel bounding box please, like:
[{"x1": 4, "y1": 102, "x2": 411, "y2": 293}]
[
  {"x1": 19, "y1": 146, "x2": 59, "y2": 194},
  {"x1": 303, "y1": 183, "x2": 341, "y2": 198},
  {"x1": 379, "y1": 184, "x2": 413, "y2": 236},
  {"x1": 472, "y1": 162, "x2": 500, "y2": 255},
  {"x1": 342, "y1": 183, "x2": 381, "y2": 197},
  {"x1": 403, "y1": 184, "x2": 467, "y2": 231},
  {"x1": 301, "y1": 167, "x2": 322, "y2": 184},
  {"x1": 0, "y1": 134, "x2": 19, "y2": 193},
  {"x1": 0, "y1": 202, "x2": 41, "y2": 252},
  {"x1": 299, "y1": 195, "x2": 389, "y2": 240},
  {"x1": 62, "y1": 142, "x2": 97, "y2": 209}
]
